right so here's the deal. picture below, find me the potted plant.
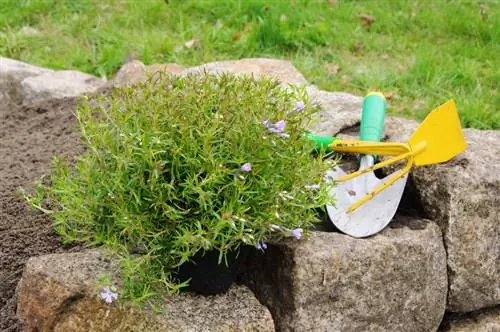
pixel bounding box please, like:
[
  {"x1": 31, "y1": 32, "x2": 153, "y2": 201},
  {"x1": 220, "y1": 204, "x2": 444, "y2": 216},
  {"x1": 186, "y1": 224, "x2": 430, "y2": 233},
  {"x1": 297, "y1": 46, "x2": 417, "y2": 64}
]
[{"x1": 24, "y1": 72, "x2": 334, "y2": 301}]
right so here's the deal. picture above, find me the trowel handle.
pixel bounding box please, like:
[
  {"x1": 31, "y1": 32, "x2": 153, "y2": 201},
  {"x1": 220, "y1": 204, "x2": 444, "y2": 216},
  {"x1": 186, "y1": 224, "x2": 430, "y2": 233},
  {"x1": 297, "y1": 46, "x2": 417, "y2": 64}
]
[
  {"x1": 304, "y1": 132, "x2": 338, "y2": 153},
  {"x1": 360, "y1": 92, "x2": 386, "y2": 142}
]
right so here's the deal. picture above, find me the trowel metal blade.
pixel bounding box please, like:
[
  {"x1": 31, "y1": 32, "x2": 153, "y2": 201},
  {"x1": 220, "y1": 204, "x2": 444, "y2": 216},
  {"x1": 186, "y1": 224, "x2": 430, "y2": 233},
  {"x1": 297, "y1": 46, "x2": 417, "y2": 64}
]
[{"x1": 325, "y1": 159, "x2": 408, "y2": 238}]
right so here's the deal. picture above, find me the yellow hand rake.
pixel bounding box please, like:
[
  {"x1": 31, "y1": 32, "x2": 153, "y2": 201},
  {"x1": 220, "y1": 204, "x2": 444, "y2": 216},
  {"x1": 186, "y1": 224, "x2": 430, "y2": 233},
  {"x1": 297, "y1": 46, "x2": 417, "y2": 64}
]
[{"x1": 330, "y1": 99, "x2": 467, "y2": 214}]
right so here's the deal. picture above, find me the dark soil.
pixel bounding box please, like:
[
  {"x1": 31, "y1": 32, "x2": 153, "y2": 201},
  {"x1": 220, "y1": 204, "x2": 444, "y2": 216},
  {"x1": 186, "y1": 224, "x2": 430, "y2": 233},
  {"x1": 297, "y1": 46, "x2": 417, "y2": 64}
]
[{"x1": 0, "y1": 99, "x2": 83, "y2": 331}]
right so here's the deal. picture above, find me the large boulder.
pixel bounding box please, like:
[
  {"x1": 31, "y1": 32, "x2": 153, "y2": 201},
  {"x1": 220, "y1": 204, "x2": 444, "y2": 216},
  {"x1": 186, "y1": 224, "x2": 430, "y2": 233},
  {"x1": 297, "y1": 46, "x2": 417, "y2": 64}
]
[
  {"x1": 0, "y1": 57, "x2": 53, "y2": 104},
  {"x1": 381, "y1": 116, "x2": 500, "y2": 312},
  {"x1": 241, "y1": 216, "x2": 447, "y2": 332},
  {"x1": 181, "y1": 58, "x2": 309, "y2": 86},
  {"x1": 17, "y1": 250, "x2": 275, "y2": 332},
  {"x1": 21, "y1": 70, "x2": 105, "y2": 106},
  {"x1": 413, "y1": 129, "x2": 499, "y2": 312}
]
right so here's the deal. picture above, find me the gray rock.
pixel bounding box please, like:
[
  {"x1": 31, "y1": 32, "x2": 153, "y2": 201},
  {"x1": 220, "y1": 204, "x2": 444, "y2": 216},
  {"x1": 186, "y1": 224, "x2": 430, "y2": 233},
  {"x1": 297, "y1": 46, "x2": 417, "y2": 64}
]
[
  {"x1": 181, "y1": 58, "x2": 309, "y2": 86},
  {"x1": 0, "y1": 57, "x2": 53, "y2": 104},
  {"x1": 382, "y1": 117, "x2": 500, "y2": 312},
  {"x1": 112, "y1": 60, "x2": 147, "y2": 87},
  {"x1": 413, "y1": 130, "x2": 500, "y2": 312},
  {"x1": 146, "y1": 63, "x2": 184, "y2": 75},
  {"x1": 17, "y1": 250, "x2": 274, "y2": 332},
  {"x1": 112, "y1": 60, "x2": 184, "y2": 87},
  {"x1": 21, "y1": 70, "x2": 105, "y2": 106},
  {"x1": 440, "y1": 306, "x2": 500, "y2": 332},
  {"x1": 243, "y1": 216, "x2": 447, "y2": 332},
  {"x1": 306, "y1": 88, "x2": 363, "y2": 136}
]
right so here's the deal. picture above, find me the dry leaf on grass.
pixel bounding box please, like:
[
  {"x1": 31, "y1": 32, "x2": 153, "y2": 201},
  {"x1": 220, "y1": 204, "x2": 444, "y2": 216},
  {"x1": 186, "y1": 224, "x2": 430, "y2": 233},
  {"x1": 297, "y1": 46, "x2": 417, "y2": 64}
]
[
  {"x1": 479, "y1": 4, "x2": 488, "y2": 20},
  {"x1": 358, "y1": 13, "x2": 375, "y2": 30},
  {"x1": 324, "y1": 63, "x2": 341, "y2": 74},
  {"x1": 384, "y1": 92, "x2": 398, "y2": 101},
  {"x1": 232, "y1": 32, "x2": 241, "y2": 41}
]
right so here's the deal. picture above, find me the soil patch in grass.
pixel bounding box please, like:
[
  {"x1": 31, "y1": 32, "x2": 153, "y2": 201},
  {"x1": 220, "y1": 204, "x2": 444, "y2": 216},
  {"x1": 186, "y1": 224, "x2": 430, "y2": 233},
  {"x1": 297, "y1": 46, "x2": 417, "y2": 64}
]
[{"x1": 0, "y1": 99, "x2": 82, "y2": 331}]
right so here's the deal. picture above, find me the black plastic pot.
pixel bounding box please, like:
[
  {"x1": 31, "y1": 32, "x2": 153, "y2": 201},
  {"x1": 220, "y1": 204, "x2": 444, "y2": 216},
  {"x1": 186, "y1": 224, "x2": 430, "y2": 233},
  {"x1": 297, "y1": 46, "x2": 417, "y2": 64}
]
[{"x1": 173, "y1": 248, "x2": 251, "y2": 295}]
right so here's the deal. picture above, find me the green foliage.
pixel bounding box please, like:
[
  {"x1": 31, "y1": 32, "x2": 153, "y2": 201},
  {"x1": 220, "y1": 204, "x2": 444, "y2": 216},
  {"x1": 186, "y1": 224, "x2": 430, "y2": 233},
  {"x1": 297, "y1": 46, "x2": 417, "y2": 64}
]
[
  {"x1": 1, "y1": 0, "x2": 498, "y2": 129},
  {"x1": 23, "y1": 73, "x2": 333, "y2": 300}
]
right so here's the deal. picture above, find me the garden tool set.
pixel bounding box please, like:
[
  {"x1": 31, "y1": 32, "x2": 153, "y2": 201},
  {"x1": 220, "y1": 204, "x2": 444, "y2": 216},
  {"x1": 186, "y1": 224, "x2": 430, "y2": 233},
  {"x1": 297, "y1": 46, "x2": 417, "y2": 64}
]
[{"x1": 308, "y1": 93, "x2": 467, "y2": 238}]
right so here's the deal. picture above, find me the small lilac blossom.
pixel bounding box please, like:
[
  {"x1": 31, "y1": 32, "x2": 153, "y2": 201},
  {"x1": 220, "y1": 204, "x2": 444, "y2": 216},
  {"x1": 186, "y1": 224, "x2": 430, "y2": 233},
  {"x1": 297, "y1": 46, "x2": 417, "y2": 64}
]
[
  {"x1": 240, "y1": 162, "x2": 252, "y2": 172},
  {"x1": 262, "y1": 120, "x2": 270, "y2": 128},
  {"x1": 257, "y1": 240, "x2": 267, "y2": 250},
  {"x1": 268, "y1": 120, "x2": 286, "y2": 133},
  {"x1": 291, "y1": 228, "x2": 303, "y2": 240},
  {"x1": 305, "y1": 184, "x2": 320, "y2": 190},
  {"x1": 293, "y1": 101, "x2": 305, "y2": 111},
  {"x1": 100, "y1": 286, "x2": 118, "y2": 304}
]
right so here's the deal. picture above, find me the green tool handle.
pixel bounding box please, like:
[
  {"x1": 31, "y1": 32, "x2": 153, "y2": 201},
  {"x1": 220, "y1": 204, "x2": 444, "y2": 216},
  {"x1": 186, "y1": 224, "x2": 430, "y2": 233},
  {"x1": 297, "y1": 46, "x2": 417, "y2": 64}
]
[
  {"x1": 304, "y1": 132, "x2": 338, "y2": 153},
  {"x1": 305, "y1": 92, "x2": 386, "y2": 152},
  {"x1": 360, "y1": 92, "x2": 386, "y2": 142}
]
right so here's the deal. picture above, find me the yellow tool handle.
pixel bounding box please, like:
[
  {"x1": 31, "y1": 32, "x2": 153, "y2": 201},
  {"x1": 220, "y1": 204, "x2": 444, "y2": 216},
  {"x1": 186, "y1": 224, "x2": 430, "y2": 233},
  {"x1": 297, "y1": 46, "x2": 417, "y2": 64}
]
[{"x1": 330, "y1": 140, "x2": 410, "y2": 156}]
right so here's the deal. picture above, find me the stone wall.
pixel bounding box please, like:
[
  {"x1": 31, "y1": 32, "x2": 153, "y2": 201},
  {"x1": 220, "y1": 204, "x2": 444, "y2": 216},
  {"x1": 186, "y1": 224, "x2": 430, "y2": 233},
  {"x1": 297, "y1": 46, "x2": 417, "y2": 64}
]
[{"x1": 2, "y1": 57, "x2": 498, "y2": 331}]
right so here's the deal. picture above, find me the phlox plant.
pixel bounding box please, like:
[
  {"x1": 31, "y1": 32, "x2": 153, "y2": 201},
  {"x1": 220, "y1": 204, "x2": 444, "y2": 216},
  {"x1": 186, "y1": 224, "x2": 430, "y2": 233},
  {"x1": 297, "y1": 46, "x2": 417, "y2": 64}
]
[{"x1": 23, "y1": 72, "x2": 335, "y2": 302}]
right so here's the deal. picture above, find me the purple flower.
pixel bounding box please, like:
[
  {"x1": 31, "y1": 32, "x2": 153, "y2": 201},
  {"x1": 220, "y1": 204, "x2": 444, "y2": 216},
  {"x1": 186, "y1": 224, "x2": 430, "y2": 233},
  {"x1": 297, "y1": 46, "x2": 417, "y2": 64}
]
[
  {"x1": 257, "y1": 240, "x2": 268, "y2": 250},
  {"x1": 240, "y1": 162, "x2": 252, "y2": 172},
  {"x1": 268, "y1": 120, "x2": 286, "y2": 133},
  {"x1": 262, "y1": 119, "x2": 289, "y2": 138},
  {"x1": 100, "y1": 286, "x2": 118, "y2": 304},
  {"x1": 290, "y1": 228, "x2": 303, "y2": 240},
  {"x1": 293, "y1": 101, "x2": 305, "y2": 111}
]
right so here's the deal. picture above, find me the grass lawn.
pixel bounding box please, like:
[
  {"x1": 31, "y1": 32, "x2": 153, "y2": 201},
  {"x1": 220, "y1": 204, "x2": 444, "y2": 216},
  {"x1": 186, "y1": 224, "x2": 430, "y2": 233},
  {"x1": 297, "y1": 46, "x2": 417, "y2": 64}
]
[{"x1": 1, "y1": 0, "x2": 498, "y2": 129}]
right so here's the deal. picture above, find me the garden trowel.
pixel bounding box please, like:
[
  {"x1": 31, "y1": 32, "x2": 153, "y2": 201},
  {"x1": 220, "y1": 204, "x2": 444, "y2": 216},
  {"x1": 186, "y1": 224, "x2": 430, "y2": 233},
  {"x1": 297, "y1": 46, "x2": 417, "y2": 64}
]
[
  {"x1": 326, "y1": 92, "x2": 407, "y2": 238},
  {"x1": 308, "y1": 95, "x2": 467, "y2": 238}
]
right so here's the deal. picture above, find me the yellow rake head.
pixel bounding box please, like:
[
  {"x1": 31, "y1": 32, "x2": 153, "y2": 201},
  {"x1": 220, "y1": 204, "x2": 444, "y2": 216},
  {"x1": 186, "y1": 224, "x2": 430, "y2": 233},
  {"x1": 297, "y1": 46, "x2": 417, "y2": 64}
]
[{"x1": 329, "y1": 100, "x2": 467, "y2": 212}]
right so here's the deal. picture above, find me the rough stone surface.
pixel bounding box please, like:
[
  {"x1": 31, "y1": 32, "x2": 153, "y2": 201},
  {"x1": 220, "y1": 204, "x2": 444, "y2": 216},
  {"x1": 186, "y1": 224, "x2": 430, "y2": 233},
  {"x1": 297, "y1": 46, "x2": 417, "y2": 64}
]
[
  {"x1": 111, "y1": 60, "x2": 184, "y2": 87},
  {"x1": 242, "y1": 216, "x2": 447, "y2": 332},
  {"x1": 306, "y1": 88, "x2": 363, "y2": 136},
  {"x1": 112, "y1": 60, "x2": 147, "y2": 87},
  {"x1": 440, "y1": 306, "x2": 500, "y2": 332},
  {"x1": 17, "y1": 250, "x2": 274, "y2": 332},
  {"x1": 0, "y1": 57, "x2": 53, "y2": 103},
  {"x1": 21, "y1": 70, "x2": 105, "y2": 106},
  {"x1": 382, "y1": 117, "x2": 500, "y2": 312},
  {"x1": 181, "y1": 58, "x2": 309, "y2": 86},
  {"x1": 146, "y1": 63, "x2": 184, "y2": 75}
]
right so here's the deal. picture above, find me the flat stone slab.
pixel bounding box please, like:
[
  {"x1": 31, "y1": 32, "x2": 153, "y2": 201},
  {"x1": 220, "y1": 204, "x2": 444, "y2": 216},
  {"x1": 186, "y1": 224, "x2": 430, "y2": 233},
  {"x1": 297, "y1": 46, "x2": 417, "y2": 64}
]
[
  {"x1": 0, "y1": 57, "x2": 54, "y2": 104},
  {"x1": 21, "y1": 70, "x2": 105, "y2": 106},
  {"x1": 111, "y1": 60, "x2": 184, "y2": 87},
  {"x1": 181, "y1": 58, "x2": 309, "y2": 86},
  {"x1": 242, "y1": 216, "x2": 447, "y2": 332},
  {"x1": 17, "y1": 250, "x2": 275, "y2": 332},
  {"x1": 306, "y1": 88, "x2": 363, "y2": 136}
]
